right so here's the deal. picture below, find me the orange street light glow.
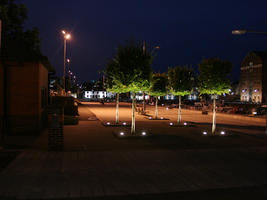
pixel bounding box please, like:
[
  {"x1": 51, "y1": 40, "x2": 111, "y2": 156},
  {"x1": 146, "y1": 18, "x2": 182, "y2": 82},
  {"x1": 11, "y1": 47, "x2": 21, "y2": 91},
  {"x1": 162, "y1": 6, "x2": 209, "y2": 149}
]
[{"x1": 65, "y1": 34, "x2": 71, "y2": 39}]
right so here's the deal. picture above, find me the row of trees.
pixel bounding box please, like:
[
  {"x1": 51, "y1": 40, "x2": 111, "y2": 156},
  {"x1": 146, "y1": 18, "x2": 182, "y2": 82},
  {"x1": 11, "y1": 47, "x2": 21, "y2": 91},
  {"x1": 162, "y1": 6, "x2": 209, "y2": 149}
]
[{"x1": 105, "y1": 41, "x2": 232, "y2": 135}]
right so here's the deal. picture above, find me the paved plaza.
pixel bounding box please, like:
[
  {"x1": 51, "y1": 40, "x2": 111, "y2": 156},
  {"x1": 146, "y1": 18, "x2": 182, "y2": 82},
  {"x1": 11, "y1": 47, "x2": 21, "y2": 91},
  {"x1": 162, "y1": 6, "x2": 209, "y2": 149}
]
[{"x1": 0, "y1": 102, "x2": 267, "y2": 199}]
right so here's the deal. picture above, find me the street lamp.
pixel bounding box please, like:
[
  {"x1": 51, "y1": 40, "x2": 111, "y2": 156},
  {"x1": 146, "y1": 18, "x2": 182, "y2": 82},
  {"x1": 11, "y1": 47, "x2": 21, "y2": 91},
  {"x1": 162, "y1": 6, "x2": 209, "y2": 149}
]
[
  {"x1": 62, "y1": 30, "x2": 71, "y2": 95},
  {"x1": 232, "y1": 27, "x2": 267, "y2": 134},
  {"x1": 142, "y1": 42, "x2": 160, "y2": 112},
  {"x1": 232, "y1": 29, "x2": 267, "y2": 35}
]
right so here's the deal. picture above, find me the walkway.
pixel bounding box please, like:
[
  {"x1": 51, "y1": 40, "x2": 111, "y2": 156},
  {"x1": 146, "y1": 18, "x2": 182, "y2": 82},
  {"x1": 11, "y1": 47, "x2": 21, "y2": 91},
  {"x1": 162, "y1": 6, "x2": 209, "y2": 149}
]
[{"x1": 0, "y1": 103, "x2": 267, "y2": 199}]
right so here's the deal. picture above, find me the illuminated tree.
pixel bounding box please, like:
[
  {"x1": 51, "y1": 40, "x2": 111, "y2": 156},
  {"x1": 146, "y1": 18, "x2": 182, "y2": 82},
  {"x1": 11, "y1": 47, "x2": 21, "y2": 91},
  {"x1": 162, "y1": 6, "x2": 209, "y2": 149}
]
[
  {"x1": 105, "y1": 59, "x2": 128, "y2": 124},
  {"x1": 149, "y1": 73, "x2": 168, "y2": 119},
  {"x1": 168, "y1": 66, "x2": 194, "y2": 124},
  {"x1": 108, "y1": 40, "x2": 153, "y2": 134},
  {"x1": 198, "y1": 58, "x2": 232, "y2": 134}
]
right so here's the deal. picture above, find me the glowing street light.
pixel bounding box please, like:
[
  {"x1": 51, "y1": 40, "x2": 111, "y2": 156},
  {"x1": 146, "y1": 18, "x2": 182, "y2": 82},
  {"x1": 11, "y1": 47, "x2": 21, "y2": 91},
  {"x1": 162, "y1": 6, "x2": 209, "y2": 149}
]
[
  {"x1": 232, "y1": 29, "x2": 267, "y2": 35},
  {"x1": 62, "y1": 30, "x2": 71, "y2": 95}
]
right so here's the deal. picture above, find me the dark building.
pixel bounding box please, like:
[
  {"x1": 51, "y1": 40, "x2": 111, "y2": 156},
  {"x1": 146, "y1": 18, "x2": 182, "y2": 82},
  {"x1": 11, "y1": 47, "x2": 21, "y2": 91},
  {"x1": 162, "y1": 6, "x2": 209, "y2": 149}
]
[
  {"x1": 0, "y1": 60, "x2": 52, "y2": 134},
  {"x1": 240, "y1": 51, "x2": 267, "y2": 104}
]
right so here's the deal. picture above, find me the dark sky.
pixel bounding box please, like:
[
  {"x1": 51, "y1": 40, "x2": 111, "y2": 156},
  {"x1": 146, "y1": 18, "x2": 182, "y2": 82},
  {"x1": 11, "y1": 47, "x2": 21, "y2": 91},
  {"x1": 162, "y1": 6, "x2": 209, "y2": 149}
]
[{"x1": 21, "y1": 0, "x2": 267, "y2": 83}]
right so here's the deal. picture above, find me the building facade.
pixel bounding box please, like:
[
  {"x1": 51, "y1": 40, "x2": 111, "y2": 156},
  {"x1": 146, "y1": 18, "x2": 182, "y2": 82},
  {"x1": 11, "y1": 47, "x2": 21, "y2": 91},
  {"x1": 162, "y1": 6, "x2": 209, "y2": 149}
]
[
  {"x1": 84, "y1": 91, "x2": 115, "y2": 99},
  {"x1": 240, "y1": 51, "x2": 267, "y2": 104},
  {"x1": 0, "y1": 61, "x2": 49, "y2": 134}
]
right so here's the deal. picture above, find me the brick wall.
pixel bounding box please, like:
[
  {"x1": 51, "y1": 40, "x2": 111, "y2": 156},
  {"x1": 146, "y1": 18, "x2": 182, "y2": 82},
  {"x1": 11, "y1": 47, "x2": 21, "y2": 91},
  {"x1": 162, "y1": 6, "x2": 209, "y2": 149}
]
[{"x1": 0, "y1": 61, "x2": 48, "y2": 134}]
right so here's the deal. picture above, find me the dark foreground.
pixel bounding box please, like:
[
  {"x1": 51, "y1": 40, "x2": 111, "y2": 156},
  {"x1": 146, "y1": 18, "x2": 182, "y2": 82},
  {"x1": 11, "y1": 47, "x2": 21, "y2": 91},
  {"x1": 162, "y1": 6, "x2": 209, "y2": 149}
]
[{"x1": 0, "y1": 103, "x2": 267, "y2": 200}]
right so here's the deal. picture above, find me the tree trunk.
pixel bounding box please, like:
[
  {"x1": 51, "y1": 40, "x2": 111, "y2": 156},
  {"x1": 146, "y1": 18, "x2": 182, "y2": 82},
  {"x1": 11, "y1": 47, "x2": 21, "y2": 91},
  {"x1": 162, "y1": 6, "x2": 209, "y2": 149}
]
[
  {"x1": 155, "y1": 96, "x2": 158, "y2": 119},
  {"x1": 131, "y1": 92, "x2": 136, "y2": 135},
  {"x1": 212, "y1": 96, "x2": 216, "y2": 134},
  {"x1": 142, "y1": 92, "x2": 146, "y2": 112},
  {"x1": 178, "y1": 95, "x2": 181, "y2": 124},
  {"x1": 115, "y1": 93, "x2": 119, "y2": 124}
]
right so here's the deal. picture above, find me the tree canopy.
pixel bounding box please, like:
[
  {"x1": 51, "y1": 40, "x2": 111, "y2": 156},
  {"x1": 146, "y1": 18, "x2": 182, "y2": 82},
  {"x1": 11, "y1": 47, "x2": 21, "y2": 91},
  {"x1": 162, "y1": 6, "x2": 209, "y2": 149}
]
[
  {"x1": 198, "y1": 58, "x2": 232, "y2": 95},
  {"x1": 149, "y1": 73, "x2": 168, "y2": 97},
  {"x1": 105, "y1": 40, "x2": 153, "y2": 93},
  {"x1": 0, "y1": 0, "x2": 42, "y2": 59},
  {"x1": 168, "y1": 66, "x2": 194, "y2": 96}
]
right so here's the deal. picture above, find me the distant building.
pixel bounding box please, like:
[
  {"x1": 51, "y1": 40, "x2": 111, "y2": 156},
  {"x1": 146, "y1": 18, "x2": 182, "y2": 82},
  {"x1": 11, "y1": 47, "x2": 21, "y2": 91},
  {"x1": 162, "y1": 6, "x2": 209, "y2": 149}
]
[
  {"x1": 84, "y1": 91, "x2": 115, "y2": 99},
  {"x1": 239, "y1": 51, "x2": 267, "y2": 103}
]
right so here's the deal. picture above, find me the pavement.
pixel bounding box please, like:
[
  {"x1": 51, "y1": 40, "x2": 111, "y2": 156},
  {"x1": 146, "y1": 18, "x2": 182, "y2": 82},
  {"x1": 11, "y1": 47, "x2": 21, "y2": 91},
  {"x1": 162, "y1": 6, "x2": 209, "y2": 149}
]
[{"x1": 0, "y1": 102, "x2": 267, "y2": 199}]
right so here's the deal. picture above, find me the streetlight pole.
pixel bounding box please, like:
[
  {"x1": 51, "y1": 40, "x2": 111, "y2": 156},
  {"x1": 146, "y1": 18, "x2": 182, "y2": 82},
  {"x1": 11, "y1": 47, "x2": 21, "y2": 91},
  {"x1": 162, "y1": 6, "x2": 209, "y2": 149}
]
[
  {"x1": 232, "y1": 28, "x2": 267, "y2": 134},
  {"x1": 142, "y1": 41, "x2": 160, "y2": 113},
  {"x1": 63, "y1": 38, "x2": 66, "y2": 95},
  {"x1": 142, "y1": 41, "x2": 146, "y2": 113},
  {"x1": 61, "y1": 30, "x2": 71, "y2": 96}
]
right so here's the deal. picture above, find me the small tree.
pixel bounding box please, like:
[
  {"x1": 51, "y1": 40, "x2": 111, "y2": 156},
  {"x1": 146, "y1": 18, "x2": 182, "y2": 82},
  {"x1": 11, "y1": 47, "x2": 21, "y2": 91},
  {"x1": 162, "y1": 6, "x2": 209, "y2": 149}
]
[
  {"x1": 105, "y1": 59, "x2": 128, "y2": 124},
  {"x1": 168, "y1": 66, "x2": 194, "y2": 124},
  {"x1": 108, "y1": 40, "x2": 152, "y2": 134},
  {"x1": 149, "y1": 73, "x2": 168, "y2": 119},
  {"x1": 198, "y1": 58, "x2": 232, "y2": 134}
]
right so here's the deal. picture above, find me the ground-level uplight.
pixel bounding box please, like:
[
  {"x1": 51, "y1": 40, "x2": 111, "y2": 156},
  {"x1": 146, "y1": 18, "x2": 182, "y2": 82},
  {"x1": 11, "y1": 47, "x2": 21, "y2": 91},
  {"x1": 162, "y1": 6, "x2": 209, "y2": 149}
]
[
  {"x1": 166, "y1": 107, "x2": 169, "y2": 110},
  {"x1": 149, "y1": 116, "x2": 152, "y2": 120},
  {"x1": 203, "y1": 131, "x2": 207, "y2": 135},
  {"x1": 170, "y1": 122, "x2": 173, "y2": 126},
  {"x1": 120, "y1": 132, "x2": 124, "y2": 136},
  {"x1": 220, "y1": 131, "x2": 225, "y2": 135},
  {"x1": 106, "y1": 122, "x2": 111, "y2": 125},
  {"x1": 184, "y1": 122, "x2": 187, "y2": 126},
  {"x1": 123, "y1": 122, "x2": 127, "y2": 126},
  {"x1": 142, "y1": 132, "x2": 146, "y2": 136},
  {"x1": 160, "y1": 117, "x2": 164, "y2": 120}
]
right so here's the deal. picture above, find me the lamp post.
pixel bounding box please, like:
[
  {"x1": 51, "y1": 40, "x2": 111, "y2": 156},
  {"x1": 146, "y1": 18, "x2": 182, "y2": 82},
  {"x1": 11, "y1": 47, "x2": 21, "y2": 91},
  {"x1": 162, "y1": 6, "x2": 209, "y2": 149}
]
[
  {"x1": 62, "y1": 30, "x2": 71, "y2": 95},
  {"x1": 232, "y1": 29, "x2": 267, "y2": 35},
  {"x1": 232, "y1": 28, "x2": 267, "y2": 134},
  {"x1": 142, "y1": 42, "x2": 160, "y2": 112}
]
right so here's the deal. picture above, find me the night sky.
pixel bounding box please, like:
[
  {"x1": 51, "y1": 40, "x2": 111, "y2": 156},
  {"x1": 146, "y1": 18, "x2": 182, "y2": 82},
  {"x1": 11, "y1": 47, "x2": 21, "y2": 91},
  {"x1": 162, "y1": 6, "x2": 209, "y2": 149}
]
[{"x1": 21, "y1": 0, "x2": 267, "y2": 83}]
